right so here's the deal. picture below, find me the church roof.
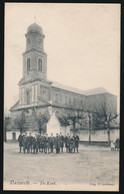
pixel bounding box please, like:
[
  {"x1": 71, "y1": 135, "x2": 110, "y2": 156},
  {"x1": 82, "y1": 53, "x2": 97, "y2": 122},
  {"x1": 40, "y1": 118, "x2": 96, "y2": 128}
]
[
  {"x1": 52, "y1": 81, "x2": 111, "y2": 96},
  {"x1": 52, "y1": 81, "x2": 86, "y2": 95},
  {"x1": 83, "y1": 87, "x2": 110, "y2": 96},
  {"x1": 27, "y1": 22, "x2": 43, "y2": 34}
]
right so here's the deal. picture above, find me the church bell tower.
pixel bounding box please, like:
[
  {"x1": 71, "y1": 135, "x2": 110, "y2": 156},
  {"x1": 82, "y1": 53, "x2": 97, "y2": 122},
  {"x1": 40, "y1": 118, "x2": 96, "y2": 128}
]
[
  {"x1": 18, "y1": 22, "x2": 48, "y2": 106},
  {"x1": 23, "y1": 22, "x2": 47, "y2": 81}
]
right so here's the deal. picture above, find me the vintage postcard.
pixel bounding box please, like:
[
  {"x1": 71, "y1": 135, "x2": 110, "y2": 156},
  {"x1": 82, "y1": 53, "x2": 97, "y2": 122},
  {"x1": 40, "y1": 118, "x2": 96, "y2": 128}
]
[{"x1": 4, "y1": 3, "x2": 120, "y2": 191}]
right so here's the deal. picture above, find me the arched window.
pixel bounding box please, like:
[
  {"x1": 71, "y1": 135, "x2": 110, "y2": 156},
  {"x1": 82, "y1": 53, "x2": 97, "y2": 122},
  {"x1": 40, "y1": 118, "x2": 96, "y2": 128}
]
[
  {"x1": 27, "y1": 58, "x2": 30, "y2": 71},
  {"x1": 38, "y1": 58, "x2": 42, "y2": 71}
]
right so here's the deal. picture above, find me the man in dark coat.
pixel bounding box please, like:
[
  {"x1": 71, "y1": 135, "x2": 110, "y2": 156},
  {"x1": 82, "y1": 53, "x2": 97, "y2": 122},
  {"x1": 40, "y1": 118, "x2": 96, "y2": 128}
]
[
  {"x1": 49, "y1": 133, "x2": 54, "y2": 153},
  {"x1": 40, "y1": 133, "x2": 45, "y2": 153},
  {"x1": 69, "y1": 134, "x2": 74, "y2": 153},
  {"x1": 65, "y1": 133, "x2": 70, "y2": 153},
  {"x1": 115, "y1": 138, "x2": 120, "y2": 151},
  {"x1": 33, "y1": 134, "x2": 39, "y2": 154},
  {"x1": 55, "y1": 133, "x2": 60, "y2": 154},
  {"x1": 74, "y1": 134, "x2": 80, "y2": 153},
  {"x1": 37, "y1": 132, "x2": 41, "y2": 152},
  {"x1": 59, "y1": 133, "x2": 64, "y2": 153},
  {"x1": 44, "y1": 134, "x2": 49, "y2": 154},
  {"x1": 73, "y1": 134, "x2": 76, "y2": 153},
  {"x1": 22, "y1": 132, "x2": 28, "y2": 154},
  {"x1": 28, "y1": 132, "x2": 34, "y2": 153},
  {"x1": 26, "y1": 133, "x2": 30, "y2": 153},
  {"x1": 18, "y1": 132, "x2": 23, "y2": 153}
]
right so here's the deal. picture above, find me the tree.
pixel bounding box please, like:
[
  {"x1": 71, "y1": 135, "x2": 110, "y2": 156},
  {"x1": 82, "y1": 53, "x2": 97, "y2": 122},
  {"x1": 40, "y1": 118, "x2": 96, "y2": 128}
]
[
  {"x1": 14, "y1": 111, "x2": 27, "y2": 133},
  {"x1": 57, "y1": 101, "x2": 87, "y2": 134},
  {"x1": 92, "y1": 103, "x2": 118, "y2": 146},
  {"x1": 56, "y1": 111, "x2": 70, "y2": 127},
  {"x1": 35, "y1": 111, "x2": 50, "y2": 134}
]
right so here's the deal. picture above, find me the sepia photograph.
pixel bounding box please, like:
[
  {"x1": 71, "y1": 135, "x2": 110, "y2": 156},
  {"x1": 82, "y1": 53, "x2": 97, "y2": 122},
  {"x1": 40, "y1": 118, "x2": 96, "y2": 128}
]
[{"x1": 4, "y1": 3, "x2": 120, "y2": 191}]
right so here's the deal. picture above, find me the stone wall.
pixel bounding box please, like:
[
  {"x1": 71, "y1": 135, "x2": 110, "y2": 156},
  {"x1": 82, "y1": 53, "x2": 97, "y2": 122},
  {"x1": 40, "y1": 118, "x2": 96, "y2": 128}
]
[
  {"x1": 6, "y1": 129, "x2": 119, "y2": 142},
  {"x1": 79, "y1": 129, "x2": 119, "y2": 142}
]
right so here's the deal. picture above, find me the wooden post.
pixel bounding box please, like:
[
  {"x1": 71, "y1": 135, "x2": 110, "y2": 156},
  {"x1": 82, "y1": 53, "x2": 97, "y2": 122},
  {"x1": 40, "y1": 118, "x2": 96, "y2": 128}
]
[
  {"x1": 88, "y1": 112, "x2": 92, "y2": 145},
  {"x1": 105, "y1": 117, "x2": 110, "y2": 147}
]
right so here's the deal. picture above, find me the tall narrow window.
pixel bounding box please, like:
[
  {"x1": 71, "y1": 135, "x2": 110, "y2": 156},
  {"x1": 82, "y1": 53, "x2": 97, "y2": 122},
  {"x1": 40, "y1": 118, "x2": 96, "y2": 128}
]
[
  {"x1": 27, "y1": 58, "x2": 30, "y2": 71},
  {"x1": 55, "y1": 94, "x2": 58, "y2": 103},
  {"x1": 38, "y1": 58, "x2": 42, "y2": 71},
  {"x1": 27, "y1": 92, "x2": 30, "y2": 104}
]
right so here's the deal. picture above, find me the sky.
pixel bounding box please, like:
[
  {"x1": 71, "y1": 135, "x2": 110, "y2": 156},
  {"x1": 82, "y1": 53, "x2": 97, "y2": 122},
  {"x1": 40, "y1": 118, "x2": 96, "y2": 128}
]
[{"x1": 5, "y1": 3, "x2": 120, "y2": 114}]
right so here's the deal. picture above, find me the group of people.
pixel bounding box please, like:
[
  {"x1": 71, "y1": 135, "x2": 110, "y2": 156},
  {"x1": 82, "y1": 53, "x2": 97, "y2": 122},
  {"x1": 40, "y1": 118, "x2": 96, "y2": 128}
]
[{"x1": 18, "y1": 132, "x2": 80, "y2": 154}]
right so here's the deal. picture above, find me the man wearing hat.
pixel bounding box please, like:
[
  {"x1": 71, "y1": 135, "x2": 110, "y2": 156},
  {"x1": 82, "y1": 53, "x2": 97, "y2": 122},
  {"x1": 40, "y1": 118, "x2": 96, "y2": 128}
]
[
  {"x1": 33, "y1": 133, "x2": 39, "y2": 154},
  {"x1": 18, "y1": 132, "x2": 23, "y2": 153},
  {"x1": 40, "y1": 133, "x2": 45, "y2": 153},
  {"x1": 28, "y1": 132, "x2": 34, "y2": 153},
  {"x1": 37, "y1": 132, "x2": 41, "y2": 152},
  {"x1": 65, "y1": 133, "x2": 70, "y2": 153},
  {"x1": 44, "y1": 134, "x2": 49, "y2": 154},
  {"x1": 55, "y1": 133, "x2": 60, "y2": 154},
  {"x1": 74, "y1": 134, "x2": 80, "y2": 153},
  {"x1": 69, "y1": 134, "x2": 74, "y2": 153},
  {"x1": 49, "y1": 133, "x2": 54, "y2": 153},
  {"x1": 59, "y1": 132, "x2": 64, "y2": 153},
  {"x1": 22, "y1": 132, "x2": 28, "y2": 154}
]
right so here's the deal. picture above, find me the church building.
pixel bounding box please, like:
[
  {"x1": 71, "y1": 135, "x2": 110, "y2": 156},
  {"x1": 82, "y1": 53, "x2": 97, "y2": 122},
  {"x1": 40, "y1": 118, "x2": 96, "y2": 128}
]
[{"x1": 10, "y1": 23, "x2": 117, "y2": 132}]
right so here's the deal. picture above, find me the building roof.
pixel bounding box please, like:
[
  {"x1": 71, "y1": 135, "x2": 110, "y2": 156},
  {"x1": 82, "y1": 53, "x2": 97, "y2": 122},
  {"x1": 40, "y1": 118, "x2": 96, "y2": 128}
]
[
  {"x1": 52, "y1": 81, "x2": 86, "y2": 95},
  {"x1": 83, "y1": 87, "x2": 110, "y2": 96},
  {"x1": 27, "y1": 22, "x2": 43, "y2": 34},
  {"x1": 51, "y1": 81, "x2": 110, "y2": 96}
]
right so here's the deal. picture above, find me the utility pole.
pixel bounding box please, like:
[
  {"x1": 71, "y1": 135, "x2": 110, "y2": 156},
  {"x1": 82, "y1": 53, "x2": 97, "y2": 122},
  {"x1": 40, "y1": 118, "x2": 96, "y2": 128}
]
[{"x1": 88, "y1": 111, "x2": 92, "y2": 145}]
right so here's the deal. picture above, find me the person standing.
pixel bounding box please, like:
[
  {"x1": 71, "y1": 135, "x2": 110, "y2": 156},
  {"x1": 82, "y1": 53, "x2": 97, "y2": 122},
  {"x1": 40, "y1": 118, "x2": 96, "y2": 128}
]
[
  {"x1": 27, "y1": 133, "x2": 30, "y2": 154},
  {"x1": 69, "y1": 134, "x2": 74, "y2": 153},
  {"x1": 74, "y1": 134, "x2": 80, "y2": 153},
  {"x1": 49, "y1": 133, "x2": 54, "y2": 153},
  {"x1": 115, "y1": 138, "x2": 120, "y2": 151},
  {"x1": 18, "y1": 132, "x2": 23, "y2": 153},
  {"x1": 73, "y1": 134, "x2": 76, "y2": 153},
  {"x1": 37, "y1": 132, "x2": 41, "y2": 152},
  {"x1": 22, "y1": 132, "x2": 28, "y2": 154},
  {"x1": 40, "y1": 133, "x2": 44, "y2": 153},
  {"x1": 28, "y1": 132, "x2": 34, "y2": 153},
  {"x1": 55, "y1": 133, "x2": 60, "y2": 154},
  {"x1": 33, "y1": 134, "x2": 38, "y2": 154},
  {"x1": 65, "y1": 133, "x2": 70, "y2": 153},
  {"x1": 44, "y1": 134, "x2": 49, "y2": 154},
  {"x1": 60, "y1": 133, "x2": 64, "y2": 153}
]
